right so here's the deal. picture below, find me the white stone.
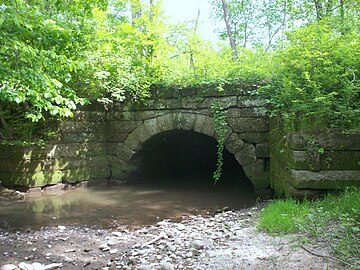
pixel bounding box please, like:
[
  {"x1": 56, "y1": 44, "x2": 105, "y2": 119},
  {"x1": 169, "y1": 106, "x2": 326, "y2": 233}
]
[
  {"x1": 160, "y1": 262, "x2": 175, "y2": 270},
  {"x1": 1, "y1": 265, "x2": 18, "y2": 270},
  {"x1": 19, "y1": 262, "x2": 33, "y2": 270},
  {"x1": 57, "y1": 225, "x2": 66, "y2": 231},
  {"x1": 185, "y1": 251, "x2": 193, "y2": 258},
  {"x1": 177, "y1": 224, "x2": 185, "y2": 231},
  {"x1": 43, "y1": 263, "x2": 63, "y2": 270},
  {"x1": 109, "y1": 249, "x2": 118, "y2": 254},
  {"x1": 31, "y1": 263, "x2": 44, "y2": 270}
]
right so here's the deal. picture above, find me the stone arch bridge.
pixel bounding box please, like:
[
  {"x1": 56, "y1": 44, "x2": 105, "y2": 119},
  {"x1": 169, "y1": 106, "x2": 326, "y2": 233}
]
[
  {"x1": 0, "y1": 84, "x2": 270, "y2": 191},
  {"x1": 1, "y1": 84, "x2": 358, "y2": 196}
]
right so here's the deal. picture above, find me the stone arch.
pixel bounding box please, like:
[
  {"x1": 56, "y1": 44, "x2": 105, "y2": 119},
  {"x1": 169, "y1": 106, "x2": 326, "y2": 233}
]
[{"x1": 118, "y1": 112, "x2": 263, "y2": 188}]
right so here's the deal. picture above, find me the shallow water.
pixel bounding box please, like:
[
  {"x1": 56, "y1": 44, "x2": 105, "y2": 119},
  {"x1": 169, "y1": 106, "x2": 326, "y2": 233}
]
[{"x1": 0, "y1": 177, "x2": 255, "y2": 231}]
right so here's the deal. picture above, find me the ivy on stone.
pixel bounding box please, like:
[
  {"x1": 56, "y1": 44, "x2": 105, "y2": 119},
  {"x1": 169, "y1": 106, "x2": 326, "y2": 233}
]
[{"x1": 211, "y1": 100, "x2": 227, "y2": 185}]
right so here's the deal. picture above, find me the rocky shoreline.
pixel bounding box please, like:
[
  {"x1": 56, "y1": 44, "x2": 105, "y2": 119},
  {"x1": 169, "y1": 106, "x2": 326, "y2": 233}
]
[{"x1": 1, "y1": 205, "x2": 339, "y2": 270}]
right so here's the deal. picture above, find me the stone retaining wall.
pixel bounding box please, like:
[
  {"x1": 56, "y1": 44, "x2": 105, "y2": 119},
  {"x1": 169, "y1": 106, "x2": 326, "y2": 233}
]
[{"x1": 270, "y1": 118, "x2": 360, "y2": 197}]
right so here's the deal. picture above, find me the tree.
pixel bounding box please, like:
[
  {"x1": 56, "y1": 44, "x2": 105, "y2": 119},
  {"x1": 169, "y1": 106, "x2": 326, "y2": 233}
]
[
  {"x1": 220, "y1": 0, "x2": 238, "y2": 60},
  {"x1": 0, "y1": 0, "x2": 166, "y2": 141}
]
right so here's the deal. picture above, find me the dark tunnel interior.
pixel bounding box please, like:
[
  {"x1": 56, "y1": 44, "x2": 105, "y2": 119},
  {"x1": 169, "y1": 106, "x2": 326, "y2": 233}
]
[{"x1": 129, "y1": 130, "x2": 254, "y2": 191}]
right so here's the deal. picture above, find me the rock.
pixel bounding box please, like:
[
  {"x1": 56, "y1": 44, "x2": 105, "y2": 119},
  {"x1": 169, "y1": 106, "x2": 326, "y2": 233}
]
[
  {"x1": 112, "y1": 232, "x2": 122, "y2": 237},
  {"x1": 160, "y1": 262, "x2": 175, "y2": 270},
  {"x1": 1, "y1": 265, "x2": 18, "y2": 270},
  {"x1": 137, "y1": 266, "x2": 152, "y2": 270},
  {"x1": 19, "y1": 262, "x2": 34, "y2": 270},
  {"x1": 64, "y1": 249, "x2": 76, "y2": 253},
  {"x1": 185, "y1": 251, "x2": 193, "y2": 258},
  {"x1": 167, "y1": 245, "x2": 176, "y2": 252},
  {"x1": 177, "y1": 224, "x2": 185, "y2": 231},
  {"x1": 99, "y1": 243, "x2": 110, "y2": 251},
  {"x1": 57, "y1": 226, "x2": 66, "y2": 231},
  {"x1": 43, "y1": 263, "x2": 62, "y2": 270},
  {"x1": 109, "y1": 249, "x2": 118, "y2": 254},
  {"x1": 192, "y1": 240, "x2": 204, "y2": 250},
  {"x1": 31, "y1": 263, "x2": 44, "y2": 270}
]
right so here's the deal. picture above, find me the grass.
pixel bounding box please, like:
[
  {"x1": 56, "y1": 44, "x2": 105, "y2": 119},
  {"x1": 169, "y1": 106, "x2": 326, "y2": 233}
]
[{"x1": 258, "y1": 187, "x2": 360, "y2": 268}]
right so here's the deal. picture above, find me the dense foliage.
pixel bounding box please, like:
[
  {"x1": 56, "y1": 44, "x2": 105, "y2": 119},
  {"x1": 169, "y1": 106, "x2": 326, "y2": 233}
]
[
  {"x1": 262, "y1": 21, "x2": 360, "y2": 130},
  {"x1": 0, "y1": 0, "x2": 359, "y2": 142}
]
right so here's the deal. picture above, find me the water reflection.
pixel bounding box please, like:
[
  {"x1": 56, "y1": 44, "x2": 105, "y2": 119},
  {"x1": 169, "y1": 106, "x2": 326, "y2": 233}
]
[{"x1": 0, "y1": 177, "x2": 255, "y2": 232}]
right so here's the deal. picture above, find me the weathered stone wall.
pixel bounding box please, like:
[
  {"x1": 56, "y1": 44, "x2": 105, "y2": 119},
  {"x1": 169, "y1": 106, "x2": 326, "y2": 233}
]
[
  {"x1": 0, "y1": 110, "x2": 110, "y2": 189},
  {"x1": 270, "y1": 117, "x2": 360, "y2": 197},
  {"x1": 0, "y1": 84, "x2": 271, "y2": 191}
]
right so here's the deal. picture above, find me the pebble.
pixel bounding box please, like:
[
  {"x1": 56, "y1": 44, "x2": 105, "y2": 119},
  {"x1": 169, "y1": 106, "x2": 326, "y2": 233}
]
[
  {"x1": 1, "y1": 265, "x2": 18, "y2": 270},
  {"x1": 0, "y1": 210, "x2": 261, "y2": 270},
  {"x1": 160, "y1": 262, "x2": 175, "y2": 270}
]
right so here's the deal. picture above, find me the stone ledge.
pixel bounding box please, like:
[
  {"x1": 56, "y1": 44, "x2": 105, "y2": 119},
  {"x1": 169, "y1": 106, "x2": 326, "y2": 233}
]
[{"x1": 290, "y1": 170, "x2": 360, "y2": 189}]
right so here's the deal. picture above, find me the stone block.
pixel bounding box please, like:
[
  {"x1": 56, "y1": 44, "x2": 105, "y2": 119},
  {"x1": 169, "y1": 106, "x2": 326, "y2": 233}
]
[
  {"x1": 124, "y1": 132, "x2": 141, "y2": 151},
  {"x1": 320, "y1": 151, "x2": 360, "y2": 170},
  {"x1": 239, "y1": 132, "x2": 269, "y2": 144},
  {"x1": 226, "y1": 107, "x2": 267, "y2": 118},
  {"x1": 57, "y1": 156, "x2": 109, "y2": 170},
  {"x1": 238, "y1": 96, "x2": 268, "y2": 107},
  {"x1": 194, "y1": 114, "x2": 207, "y2": 133},
  {"x1": 256, "y1": 143, "x2": 269, "y2": 158},
  {"x1": 227, "y1": 117, "x2": 268, "y2": 133},
  {"x1": 108, "y1": 111, "x2": 135, "y2": 121},
  {"x1": 225, "y1": 133, "x2": 244, "y2": 154},
  {"x1": 271, "y1": 147, "x2": 320, "y2": 171},
  {"x1": 269, "y1": 158, "x2": 290, "y2": 195},
  {"x1": 143, "y1": 118, "x2": 161, "y2": 136},
  {"x1": 62, "y1": 132, "x2": 106, "y2": 143},
  {"x1": 181, "y1": 97, "x2": 204, "y2": 109},
  {"x1": 107, "y1": 120, "x2": 141, "y2": 133},
  {"x1": 316, "y1": 131, "x2": 360, "y2": 151},
  {"x1": 166, "y1": 98, "x2": 182, "y2": 109},
  {"x1": 111, "y1": 163, "x2": 138, "y2": 179},
  {"x1": 234, "y1": 143, "x2": 257, "y2": 166},
  {"x1": 106, "y1": 132, "x2": 129, "y2": 143},
  {"x1": 0, "y1": 159, "x2": 44, "y2": 173},
  {"x1": 60, "y1": 120, "x2": 105, "y2": 133},
  {"x1": 290, "y1": 170, "x2": 360, "y2": 189},
  {"x1": 90, "y1": 167, "x2": 110, "y2": 180},
  {"x1": 173, "y1": 113, "x2": 196, "y2": 131},
  {"x1": 62, "y1": 168, "x2": 91, "y2": 183},
  {"x1": 284, "y1": 183, "x2": 324, "y2": 199},
  {"x1": 0, "y1": 145, "x2": 9, "y2": 159},
  {"x1": 201, "y1": 116, "x2": 215, "y2": 137},
  {"x1": 131, "y1": 124, "x2": 151, "y2": 144},
  {"x1": 107, "y1": 143, "x2": 135, "y2": 162},
  {"x1": 55, "y1": 143, "x2": 107, "y2": 158},
  {"x1": 134, "y1": 110, "x2": 157, "y2": 121},
  {"x1": 5, "y1": 171, "x2": 63, "y2": 187},
  {"x1": 243, "y1": 159, "x2": 270, "y2": 189},
  {"x1": 157, "y1": 113, "x2": 174, "y2": 132}
]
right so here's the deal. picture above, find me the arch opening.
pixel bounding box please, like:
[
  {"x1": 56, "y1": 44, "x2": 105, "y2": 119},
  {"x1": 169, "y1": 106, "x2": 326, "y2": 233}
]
[{"x1": 129, "y1": 130, "x2": 254, "y2": 191}]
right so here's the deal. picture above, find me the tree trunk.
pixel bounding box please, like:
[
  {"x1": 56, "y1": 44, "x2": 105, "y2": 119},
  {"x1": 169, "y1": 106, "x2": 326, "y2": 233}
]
[
  {"x1": 131, "y1": 0, "x2": 142, "y2": 27},
  {"x1": 220, "y1": 0, "x2": 238, "y2": 61}
]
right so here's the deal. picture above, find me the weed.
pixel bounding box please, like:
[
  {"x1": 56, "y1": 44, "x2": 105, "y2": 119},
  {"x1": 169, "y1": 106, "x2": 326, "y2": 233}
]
[{"x1": 258, "y1": 187, "x2": 360, "y2": 268}]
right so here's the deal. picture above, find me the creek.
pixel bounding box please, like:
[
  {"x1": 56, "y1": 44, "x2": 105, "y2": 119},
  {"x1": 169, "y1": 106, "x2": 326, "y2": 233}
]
[{"x1": 0, "y1": 177, "x2": 255, "y2": 232}]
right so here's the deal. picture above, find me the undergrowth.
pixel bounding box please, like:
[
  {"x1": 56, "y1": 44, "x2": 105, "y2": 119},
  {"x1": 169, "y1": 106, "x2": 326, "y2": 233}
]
[{"x1": 258, "y1": 187, "x2": 360, "y2": 268}]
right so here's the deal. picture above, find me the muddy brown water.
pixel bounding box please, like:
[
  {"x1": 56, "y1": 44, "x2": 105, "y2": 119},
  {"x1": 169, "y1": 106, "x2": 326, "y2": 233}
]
[{"x1": 0, "y1": 177, "x2": 256, "y2": 232}]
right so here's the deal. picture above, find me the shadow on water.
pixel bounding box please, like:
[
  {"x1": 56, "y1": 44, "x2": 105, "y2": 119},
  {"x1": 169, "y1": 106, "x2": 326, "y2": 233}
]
[{"x1": 0, "y1": 130, "x2": 256, "y2": 232}]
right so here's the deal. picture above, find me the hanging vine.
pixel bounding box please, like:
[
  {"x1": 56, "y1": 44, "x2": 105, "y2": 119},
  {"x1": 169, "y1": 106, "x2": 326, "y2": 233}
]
[{"x1": 211, "y1": 100, "x2": 227, "y2": 185}]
